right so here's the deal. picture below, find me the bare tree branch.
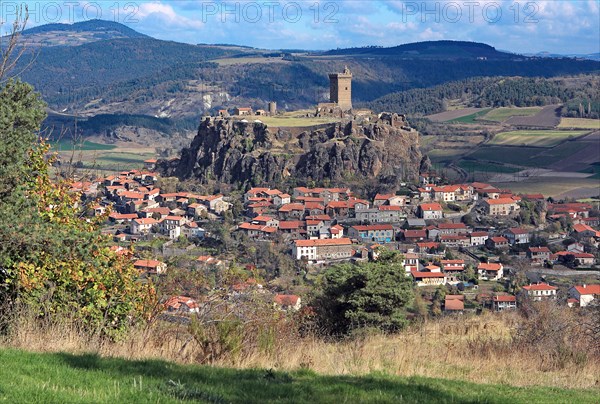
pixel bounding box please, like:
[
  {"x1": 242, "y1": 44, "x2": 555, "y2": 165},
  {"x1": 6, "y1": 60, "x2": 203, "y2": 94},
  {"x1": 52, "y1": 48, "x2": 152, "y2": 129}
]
[{"x1": 0, "y1": 5, "x2": 37, "y2": 83}]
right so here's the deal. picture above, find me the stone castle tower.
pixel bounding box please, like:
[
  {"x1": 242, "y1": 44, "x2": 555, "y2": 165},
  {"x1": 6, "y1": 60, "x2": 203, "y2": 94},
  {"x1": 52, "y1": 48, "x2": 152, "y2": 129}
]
[{"x1": 328, "y1": 66, "x2": 352, "y2": 111}]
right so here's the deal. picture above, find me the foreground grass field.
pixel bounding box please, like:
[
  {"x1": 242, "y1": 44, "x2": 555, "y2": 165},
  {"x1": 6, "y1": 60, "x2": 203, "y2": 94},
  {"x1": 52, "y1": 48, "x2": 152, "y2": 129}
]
[{"x1": 1, "y1": 348, "x2": 598, "y2": 404}]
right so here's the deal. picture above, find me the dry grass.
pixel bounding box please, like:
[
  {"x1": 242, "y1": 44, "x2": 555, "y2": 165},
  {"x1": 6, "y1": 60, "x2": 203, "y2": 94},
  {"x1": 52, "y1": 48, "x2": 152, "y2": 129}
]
[
  {"x1": 558, "y1": 118, "x2": 600, "y2": 130},
  {"x1": 4, "y1": 311, "x2": 599, "y2": 390}
]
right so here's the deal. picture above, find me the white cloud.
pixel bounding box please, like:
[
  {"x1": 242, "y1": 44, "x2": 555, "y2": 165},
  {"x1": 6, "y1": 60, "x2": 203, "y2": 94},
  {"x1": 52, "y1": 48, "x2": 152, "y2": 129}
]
[{"x1": 137, "y1": 1, "x2": 203, "y2": 29}]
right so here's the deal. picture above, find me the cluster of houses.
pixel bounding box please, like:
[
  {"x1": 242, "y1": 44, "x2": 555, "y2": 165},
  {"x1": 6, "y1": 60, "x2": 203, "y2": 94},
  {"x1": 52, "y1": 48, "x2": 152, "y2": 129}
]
[
  {"x1": 236, "y1": 184, "x2": 599, "y2": 270},
  {"x1": 88, "y1": 164, "x2": 232, "y2": 241},
  {"x1": 77, "y1": 162, "x2": 600, "y2": 316}
]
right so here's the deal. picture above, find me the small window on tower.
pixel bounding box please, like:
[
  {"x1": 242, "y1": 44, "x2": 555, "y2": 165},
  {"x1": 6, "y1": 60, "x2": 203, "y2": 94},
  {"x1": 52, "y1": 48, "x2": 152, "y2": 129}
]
[{"x1": 345, "y1": 87, "x2": 348, "y2": 90}]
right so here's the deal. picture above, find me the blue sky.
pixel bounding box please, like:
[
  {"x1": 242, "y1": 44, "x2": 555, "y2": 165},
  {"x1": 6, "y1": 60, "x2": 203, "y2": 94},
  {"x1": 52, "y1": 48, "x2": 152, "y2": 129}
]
[{"x1": 3, "y1": 1, "x2": 599, "y2": 53}]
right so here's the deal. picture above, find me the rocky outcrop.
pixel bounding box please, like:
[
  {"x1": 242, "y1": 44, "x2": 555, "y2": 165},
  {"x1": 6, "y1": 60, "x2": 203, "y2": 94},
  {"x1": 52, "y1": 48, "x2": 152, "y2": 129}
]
[{"x1": 159, "y1": 113, "x2": 422, "y2": 190}]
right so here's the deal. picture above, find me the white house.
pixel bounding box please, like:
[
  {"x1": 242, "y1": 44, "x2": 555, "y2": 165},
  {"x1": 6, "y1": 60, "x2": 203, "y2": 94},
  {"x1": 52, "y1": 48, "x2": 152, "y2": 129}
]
[
  {"x1": 131, "y1": 217, "x2": 157, "y2": 234},
  {"x1": 522, "y1": 283, "x2": 557, "y2": 301},
  {"x1": 569, "y1": 284, "x2": 600, "y2": 307}
]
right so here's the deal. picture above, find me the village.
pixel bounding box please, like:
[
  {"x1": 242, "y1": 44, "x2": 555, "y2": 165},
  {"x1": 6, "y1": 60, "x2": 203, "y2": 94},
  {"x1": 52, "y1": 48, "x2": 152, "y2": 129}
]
[{"x1": 70, "y1": 153, "x2": 600, "y2": 317}]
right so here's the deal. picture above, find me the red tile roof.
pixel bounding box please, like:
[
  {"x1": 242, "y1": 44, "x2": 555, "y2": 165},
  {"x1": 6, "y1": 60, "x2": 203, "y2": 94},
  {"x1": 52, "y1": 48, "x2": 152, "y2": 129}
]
[
  {"x1": 485, "y1": 198, "x2": 518, "y2": 205},
  {"x1": 478, "y1": 263, "x2": 502, "y2": 271},
  {"x1": 411, "y1": 271, "x2": 446, "y2": 278},
  {"x1": 493, "y1": 295, "x2": 516, "y2": 302},
  {"x1": 572, "y1": 284, "x2": 600, "y2": 295},
  {"x1": 419, "y1": 203, "x2": 443, "y2": 211},
  {"x1": 528, "y1": 247, "x2": 551, "y2": 253},
  {"x1": 444, "y1": 298, "x2": 464, "y2": 311},
  {"x1": 523, "y1": 283, "x2": 557, "y2": 291},
  {"x1": 294, "y1": 238, "x2": 352, "y2": 247}
]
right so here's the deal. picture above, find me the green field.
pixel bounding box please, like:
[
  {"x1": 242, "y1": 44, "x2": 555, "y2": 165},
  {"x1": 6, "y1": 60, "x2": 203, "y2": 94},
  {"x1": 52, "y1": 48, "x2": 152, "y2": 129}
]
[
  {"x1": 80, "y1": 152, "x2": 156, "y2": 171},
  {"x1": 52, "y1": 140, "x2": 117, "y2": 152},
  {"x1": 467, "y1": 146, "x2": 554, "y2": 168},
  {"x1": 427, "y1": 148, "x2": 470, "y2": 163},
  {"x1": 1, "y1": 348, "x2": 598, "y2": 403},
  {"x1": 489, "y1": 130, "x2": 589, "y2": 148},
  {"x1": 558, "y1": 118, "x2": 600, "y2": 129},
  {"x1": 483, "y1": 107, "x2": 543, "y2": 122},
  {"x1": 447, "y1": 109, "x2": 492, "y2": 123},
  {"x1": 458, "y1": 160, "x2": 521, "y2": 173}
]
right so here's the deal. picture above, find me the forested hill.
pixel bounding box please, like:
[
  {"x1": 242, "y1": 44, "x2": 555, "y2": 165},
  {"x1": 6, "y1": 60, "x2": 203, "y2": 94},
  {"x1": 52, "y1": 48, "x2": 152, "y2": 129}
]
[
  {"x1": 11, "y1": 20, "x2": 600, "y2": 119},
  {"x1": 323, "y1": 41, "x2": 516, "y2": 60},
  {"x1": 21, "y1": 19, "x2": 149, "y2": 38},
  {"x1": 365, "y1": 75, "x2": 600, "y2": 118},
  {"x1": 16, "y1": 19, "x2": 149, "y2": 47}
]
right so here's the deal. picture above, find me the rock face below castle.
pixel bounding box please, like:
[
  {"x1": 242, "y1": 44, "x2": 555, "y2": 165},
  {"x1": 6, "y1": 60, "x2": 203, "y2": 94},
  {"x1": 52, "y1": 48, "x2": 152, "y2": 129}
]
[{"x1": 159, "y1": 113, "x2": 422, "y2": 191}]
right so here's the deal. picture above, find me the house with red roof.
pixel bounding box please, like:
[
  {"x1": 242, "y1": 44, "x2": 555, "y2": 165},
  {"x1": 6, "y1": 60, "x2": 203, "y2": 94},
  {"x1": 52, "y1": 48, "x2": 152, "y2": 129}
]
[
  {"x1": 417, "y1": 203, "x2": 443, "y2": 220},
  {"x1": 238, "y1": 222, "x2": 277, "y2": 239},
  {"x1": 278, "y1": 203, "x2": 305, "y2": 219},
  {"x1": 273, "y1": 193, "x2": 291, "y2": 206},
  {"x1": 477, "y1": 262, "x2": 504, "y2": 281},
  {"x1": 278, "y1": 221, "x2": 306, "y2": 239},
  {"x1": 108, "y1": 212, "x2": 138, "y2": 224},
  {"x1": 568, "y1": 284, "x2": 600, "y2": 307},
  {"x1": 164, "y1": 296, "x2": 199, "y2": 313},
  {"x1": 444, "y1": 295, "x2": 465, "y2": 312},
  {"x1": 411, "y1": 270, "x2": 447, "y2": 286},
  {"x1": 482, "y1": 197, "x2": 520, "y2": 216},
  {"x1": 402, "y1": 229, "x2": 427, "y2": 242},
  {"x1": 330, "y1": 224, "x2": 344, "y2": 239},
  {"x1": 485, "y1": 236, "x2": 509, "y2": 250},
  {"x1": 131, "y1": 217, "x2": 158, "y2": 235},
  {"x1": 134, "y1": 259, "x2": 167, "y2": 275},
  {"x1": 469, "y1": 231, "x2": 489, "y2": 246},
  {"x1": 572, "y1": 223, "x2": 600, "y2": 239},
  {"x1": 492, "y1": 295, "x2": 517, "y2": 311}
]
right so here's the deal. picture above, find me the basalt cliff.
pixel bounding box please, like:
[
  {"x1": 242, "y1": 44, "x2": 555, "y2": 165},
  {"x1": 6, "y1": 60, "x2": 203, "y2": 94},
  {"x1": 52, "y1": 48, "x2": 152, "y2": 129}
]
[{"x1": 159, "y1": 113, "x2": 423, "y2": 192}]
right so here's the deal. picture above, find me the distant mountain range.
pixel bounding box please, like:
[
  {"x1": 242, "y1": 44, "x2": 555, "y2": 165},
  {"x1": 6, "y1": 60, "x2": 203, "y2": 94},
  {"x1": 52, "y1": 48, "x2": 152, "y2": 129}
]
[
  {"x1": 8, "y1": 20, "x2": 599, "y2": 126},
  {"x1": 523, "y1": 52, "x2": 600, "y2": 61}
]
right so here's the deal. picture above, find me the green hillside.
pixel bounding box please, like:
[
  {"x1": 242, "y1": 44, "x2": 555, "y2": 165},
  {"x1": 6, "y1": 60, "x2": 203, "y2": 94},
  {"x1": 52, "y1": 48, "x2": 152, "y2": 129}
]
[{"x1": 1, "y1": 348, "x2": 598, "y2": 403}]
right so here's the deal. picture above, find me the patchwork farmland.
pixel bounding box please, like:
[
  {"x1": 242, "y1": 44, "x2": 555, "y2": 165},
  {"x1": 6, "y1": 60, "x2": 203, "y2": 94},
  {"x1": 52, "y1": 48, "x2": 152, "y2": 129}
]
[{"x1": 420, "y1": 105, "x2": 599, "y2": 197}]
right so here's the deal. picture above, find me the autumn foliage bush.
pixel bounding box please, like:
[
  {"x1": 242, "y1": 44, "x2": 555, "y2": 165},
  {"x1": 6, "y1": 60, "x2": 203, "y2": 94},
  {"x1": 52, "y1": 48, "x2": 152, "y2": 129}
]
[{"x1": 0, "y1": 80, "x2": 156, "y2": 337}]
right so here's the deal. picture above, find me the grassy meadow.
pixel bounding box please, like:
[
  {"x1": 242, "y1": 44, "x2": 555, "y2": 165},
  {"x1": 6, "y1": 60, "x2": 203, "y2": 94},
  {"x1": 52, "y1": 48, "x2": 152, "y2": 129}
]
[
  {"x1": 2, "y1": 348, "x2": 597, "y2": 404},
  {"x1": 558, "y1": 118, "x2": 600, "y2": 129},
  {"x1": 482, "y1": 107, "x2": 543, "y2": 122},
  {"x1": 446, "y1": 108, "x2": 492, "y2": 123},
  {"x1": 51, "y1": 140, "x2": 117, "y2": 152}
]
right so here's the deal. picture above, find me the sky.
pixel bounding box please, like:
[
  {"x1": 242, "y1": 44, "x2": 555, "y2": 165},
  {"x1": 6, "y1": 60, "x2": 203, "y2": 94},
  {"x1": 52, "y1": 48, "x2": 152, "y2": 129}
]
[{"x1": 2, "y1": 0, "x2": 599, "y2": 54}]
